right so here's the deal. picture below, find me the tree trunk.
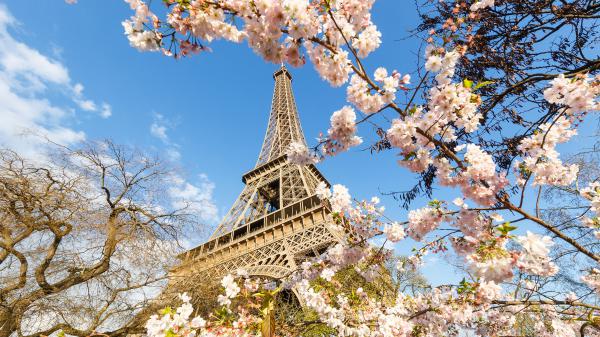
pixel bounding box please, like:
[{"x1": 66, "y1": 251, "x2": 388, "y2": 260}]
[{"x1": 0, "y1": 309, "x2": 16, "y2": 337}]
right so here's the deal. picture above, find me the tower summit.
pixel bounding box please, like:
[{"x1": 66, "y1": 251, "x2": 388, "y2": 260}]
[
  {"x1": 175, "y1": 66, "x2": 341, "y2": 282},
  {"x1": 256, "y1": 65, "x2": 307, "y2": 166}
]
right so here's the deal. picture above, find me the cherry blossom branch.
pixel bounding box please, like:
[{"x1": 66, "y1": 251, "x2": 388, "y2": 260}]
[{"x1": 502, "y1": 197, "x2": 600, "y2": 263}]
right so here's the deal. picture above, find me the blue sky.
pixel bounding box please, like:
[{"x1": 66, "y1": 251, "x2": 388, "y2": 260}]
[{"x1": 0, "y1": 0, "x2": 530, "y2": 284}]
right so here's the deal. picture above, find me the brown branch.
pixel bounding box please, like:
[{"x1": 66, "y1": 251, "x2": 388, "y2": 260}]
[{"x1": 502, "y1": 197, "x2": 600, "y2": 263}]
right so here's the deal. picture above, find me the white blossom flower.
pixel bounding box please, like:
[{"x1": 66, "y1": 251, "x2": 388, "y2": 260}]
[
  {"x1": 470, "y1": 0, "x2": 495, "y2": 11},
  {"x1": 316, "y1": 181, "x2": 332, "y2": 200},
  {"x1": 330, "y1": 184, "x2": 352, "y2": 213},
  {"x1": 286, "y1": 141, "x2": 318, "y2": 165},
  {"x1": 383, "y1": 222, "x2": 406, "y2": 242}
]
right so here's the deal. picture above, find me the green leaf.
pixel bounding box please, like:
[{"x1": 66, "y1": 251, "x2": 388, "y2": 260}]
[
  {"x1": 408, "y1": 106, "x2": 418, "y2": 115},
  {"x1": 463, "y1": 79, "x2": 474, "y2": 88},
  {"x1": 457, "y1": 278, "x2": 474, "y2": 294},
  {"x1": 474, "y1": 80, "x2": 495, "y2": 90},
  {"x1": 160, "y1": 306, "x2": 173, "y2": 316},
  {"x1": 427, "y1": 199, "x2": 441, "y2": 208},
  {"x1": 497, "y1": 222, "x2": 517, "y2": 236},
  {"x1": 57, "y1": 331, "x2": 65, "y2": 337}
]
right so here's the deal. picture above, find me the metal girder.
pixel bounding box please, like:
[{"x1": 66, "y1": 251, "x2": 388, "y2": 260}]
[
  {"x1": 174, "y1": 66, "x2": 341, "y2": 290},
  {"x1": 209, "y1": 65, "x2": 328, "y2": 239}
]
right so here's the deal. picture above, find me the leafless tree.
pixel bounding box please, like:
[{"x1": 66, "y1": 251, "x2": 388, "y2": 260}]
[{"x1": 0, "y1": 141, "x2": 200, "y2": 337}]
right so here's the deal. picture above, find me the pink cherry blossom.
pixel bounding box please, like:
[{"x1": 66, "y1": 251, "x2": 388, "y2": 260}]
[
  {"x1": 286, "y1": 141, "x2": 318, "y2": 165},
  {"x1": 383, "y1": 222, "x2": 406, "y2": 242},
  {"x1": 470, "y1": 0, "x2": 495, "y2": 11},
  {"x1": 324, "y1": 105, "x2": 363, "y2": 155},
  {"x1": 407, "y1": 206, "x2": 444, "y2": 241},
  {"x1": 515, "y1": 231, "x2": 558, "y2": 277}
]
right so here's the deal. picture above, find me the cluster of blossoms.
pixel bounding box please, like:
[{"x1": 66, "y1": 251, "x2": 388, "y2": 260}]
[
  {"x1": 543, "y1": 74, "x2": 600, "y2": 114},
  {"x1": 315, "y1": 181, "x2": 352, "y2": 213},
  {"x1": 466, "y1": 241, "x2": 515, "y2": 283},
  {"x1": 517, "y1": 74, "x2": 600, "y2": 187},
  {"x1": 352, "y1": 24, "x2": 381, "y2": 58},
  {"x1": 122, "y1": 0, "x2": 382, "y2": 88},
  {"x1": 146, "y1": 270, "x2": 287, "y2": 337},
  {"x1": 305, "y1": 43, "x2": 352, "y2": 86},
  {"x1": 469, "y1": 0, "x2": 495, "y2": 11},
  {"x1": 424, "y1": 46, "x2": 461, "y2": 85},
  {"x1": 454, "y1": 144, "x2": 508, "y2": 206},
  {"x1": 146, "y1": 293, "x2": 206, "y2": 337},
  {"x1": 407, "y1": 205, "x2": 445, "y2": 241},
  {"x1": 346, "y1": 74, "x2": 387, "y2": 114},
  {"x1": 285, "y1": 141, "x2": 318, "y2": 165},
  {"x1": 216, "y1": 274, "x2": 241, "y2": 307},
  {"x1": 315, "y1": 181, "x2": 332, "y2": 200},
  {"x1": 476, "y1": 279, "x2": 502, "y2": 303},
  {"x1": 427, "y1": 81, "x2": 481, "y2": 133},
  {"x1": 448, "y1": 207, "x2": 505, "y2": 279},
  {"x1": 384, "y1": 46, "x2": 509, "y2": 207},
  {"x1": 451, "y1": 199, "x2": 495, "y2": 237},
  {"x1": 122, "y1": 0, "x2": 161, "y2": 51},
  {"x1": 145, "y1": 293, "x2": 255, "y2": 337},
  {"x1": 323, "y1": 105, "x2": 363, "y2": 155},
  {"x1": 460, "y1": 144, "x2": 508, "y2": 206},
  {"x1": 581, "y1": 182, "x2": 600, "y2": 239},
  {"x1": 515, "y1": 116, "x2": 579, "y2": 186},
  {"x1": 329, "y1": 184, "x2": 352, "y2": 212},
  {"x1": 346, "y1": 67, "x2": 410, "y2": 114},
  {"x1": 382, "y1": 222, "x2": 406, "y2": 242},
  {"x1": 582, "y1": 268, "x2": 600, "y2": 293},
  {"x1": 581, "y1": 181, "x2": 600, "y2": 215},
  {"x1": 515, "y1": 231, "x2": 558, "y2": 277}
]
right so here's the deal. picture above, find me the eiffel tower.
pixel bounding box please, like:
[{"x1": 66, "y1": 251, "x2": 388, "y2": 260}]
[{"x1": 175, "y1": 66, "x2": 341, "y2": 286}]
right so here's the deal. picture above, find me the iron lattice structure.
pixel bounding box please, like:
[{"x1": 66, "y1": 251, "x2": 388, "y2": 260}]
[{"x1": 174, "y1": 66, "x2": 341, "y2": 285}]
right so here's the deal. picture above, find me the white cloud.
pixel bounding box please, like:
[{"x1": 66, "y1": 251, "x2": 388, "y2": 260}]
[
  {"x1": 71, "y1": 82, "x2": 110, "y2": 118},
  {"x1": 0, "y1": 36, "x2": 70, "y2": 87},
  {"x1": 149, "y1": 113, "x2": 218, "y2": 222},
  {"x1": 149, "y1": 113, "x2": 180, "y2": 160},
  {"x1": 150, "y1": 113, "x2": 170, "y2": 142},
  {"x1": 168, "y1": 173, "x2": 218, "y2": 222},
  {"x1": 77, "y1": 99, "x2": 96, "y2": 111},
  {"x1": 0, "y1": 4, "x2": 111, "y2": 157},
  {"x1": 166, "y1": 147, "x2": 181, "y2": 161},
  {"x1": 150, "y1": 123, "x2": 168, "y2": 142},
  {"x1": 73, "y1": 82, "x2": 84, "y2": 95},
  {"x1": 0, "y1": 4, "x2": 218, "y2": 224},
  {"x1": 100, "y1": 103, "x2": 112, "y2": 118}
]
